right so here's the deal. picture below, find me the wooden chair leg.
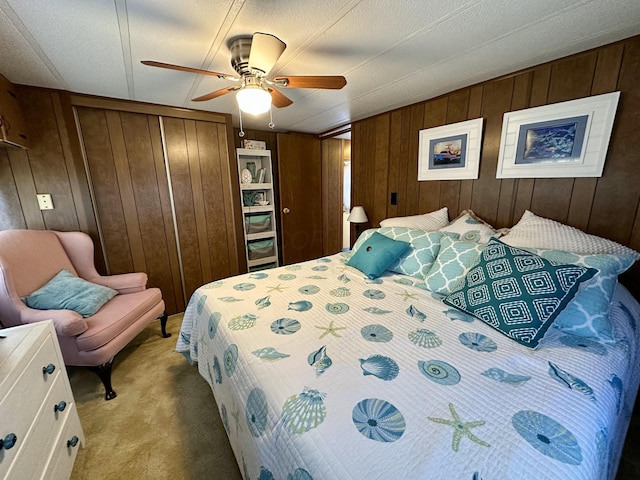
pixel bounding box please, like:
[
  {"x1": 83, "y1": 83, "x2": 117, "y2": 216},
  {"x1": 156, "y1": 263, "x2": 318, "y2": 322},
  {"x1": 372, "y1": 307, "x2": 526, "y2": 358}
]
[
  {"x1": 88, "y1": 361, "x2": 117, "y2": 400},
  {"x1": 160, "y1": 313, "x2": 171, "y2": 338}
]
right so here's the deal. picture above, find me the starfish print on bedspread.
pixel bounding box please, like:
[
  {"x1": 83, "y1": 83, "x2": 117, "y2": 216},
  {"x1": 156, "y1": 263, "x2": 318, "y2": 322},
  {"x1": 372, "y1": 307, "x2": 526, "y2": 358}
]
[
  {"x1": 231, "y1": 405, "x2": 243, "y2": 435},
  {"x1": 266, "y1": 284, "x2": 287, "y2": 293},
  {"x1": 315, "y1": 320, "x2": 346, "y2": 339},
  {"x1": 428, "y1": 403, "x2": 491, "y2": 452},
  {"x1": 397, "y1": 290, "x2": 419, "y2": 301}
]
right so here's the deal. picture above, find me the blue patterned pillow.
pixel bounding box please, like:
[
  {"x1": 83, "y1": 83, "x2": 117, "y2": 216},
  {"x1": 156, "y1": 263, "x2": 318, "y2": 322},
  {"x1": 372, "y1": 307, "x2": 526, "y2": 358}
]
[
  {"x1": 347, "y1": 232, "x2": 410, "y2": 279},
  {"x1": 387, "y1": 233, "x2": 444, "y2": 278},
  {"x1": 24, "y1": 269, "x2": 117, "y2": 317},
  {"x1": 523, "y1": 248, "x2": 636, "y2": 342},
  {"x1": 352, "y1": 228, "x2": 453, "y2": 279},
  {"x1": 444, "y1": 239, "x2": 598, "y2": 348},
  {"x1": 439, "y1": 210, "x2": 500, "y2": 243},
  {"x1": 423, "y1": 236, "x2": 485, "y2": 294}
]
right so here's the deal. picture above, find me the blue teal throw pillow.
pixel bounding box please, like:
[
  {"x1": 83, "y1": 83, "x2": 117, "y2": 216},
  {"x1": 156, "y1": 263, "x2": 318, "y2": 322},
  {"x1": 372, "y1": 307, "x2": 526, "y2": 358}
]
[
  {"x1": 443, "y1": 238, "x2": 598, "y2": 348},
  {"x1": 347, "y1": 232, "x2": 410, "y2": 279},
  {"x1": 24, "y1": 269, "x2": 118, "y2": 317},
  {"x1": 423, "y1": 236, "x2": 485, "y2": 294},
  {"x1": 523, "y1": 248, "x2": 636, "y2": 342}
]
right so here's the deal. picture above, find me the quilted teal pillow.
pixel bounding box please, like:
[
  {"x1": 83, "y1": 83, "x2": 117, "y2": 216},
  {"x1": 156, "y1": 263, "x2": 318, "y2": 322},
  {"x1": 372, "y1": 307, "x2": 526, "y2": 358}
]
[
  {"x1": 347, "y1": 232, "x2": 410, "y2": 279},
  {"x1": 423, "y1": 236, "x2": 485, "y2": 294},
  {"x1": 24, "y1": 269, "x2": 118, "y2": 317},
  {"x1": 523, "y1": 248, "x2": 636, "y2": 342},
  {"x1": 351, "y1": 228, "x2": 453, "y2": 279},
  {"x1": 444, "y1": 239, "x2": 598, "y2": 348},
  {"x1": 387, "y1": 232, "x2": 445, "y2": 278}
]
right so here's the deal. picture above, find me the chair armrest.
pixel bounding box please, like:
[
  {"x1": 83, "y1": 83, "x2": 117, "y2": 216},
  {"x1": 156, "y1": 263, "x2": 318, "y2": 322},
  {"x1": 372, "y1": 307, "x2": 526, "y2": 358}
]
[
  {"x1": 19, "y1": 307, "x2": 88, "y2": 337},
  {"x1": 87, "y1": 272, "x2": 148, "y2": 295},
  {"x1": 52, "y1": 231, "x2": 148, "y2": 294}
]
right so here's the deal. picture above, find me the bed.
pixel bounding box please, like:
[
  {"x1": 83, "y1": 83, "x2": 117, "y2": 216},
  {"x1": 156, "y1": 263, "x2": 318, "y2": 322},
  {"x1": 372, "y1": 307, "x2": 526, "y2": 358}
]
[{"x1": 176, "y1": 210, "x2": 640, "y2": 480}]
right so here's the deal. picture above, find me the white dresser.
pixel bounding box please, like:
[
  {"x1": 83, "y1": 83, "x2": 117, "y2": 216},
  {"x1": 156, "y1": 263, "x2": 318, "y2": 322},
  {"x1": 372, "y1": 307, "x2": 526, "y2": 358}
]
[{"x1": 0, "y1": 321, "x2": 84, "y2": 480}]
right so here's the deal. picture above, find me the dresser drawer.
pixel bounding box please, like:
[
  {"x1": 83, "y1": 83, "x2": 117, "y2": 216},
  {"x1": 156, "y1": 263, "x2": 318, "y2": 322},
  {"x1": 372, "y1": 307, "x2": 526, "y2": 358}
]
[
  {"x1": 0, "y1": 333, "x2": 60, "y2": 475},
  {"x1": 41, "y1": 406, "x2": 83, "y2": 480},
  {"x1": 3, "y1": 373, "x2": 74, "y2": 480}
]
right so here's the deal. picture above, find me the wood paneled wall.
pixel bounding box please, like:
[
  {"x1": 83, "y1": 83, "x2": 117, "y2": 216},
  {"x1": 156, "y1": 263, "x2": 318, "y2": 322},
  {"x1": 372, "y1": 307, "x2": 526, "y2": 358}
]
[
  {"x1": 0, "y1": 88, "x2": 101, "y2": 272},
  {"x1": 1, "y1": 87, "x2": 242, "y2": 315},
  {"x1": 352, "y1": 36, "x2": 640, "y2": 291}
]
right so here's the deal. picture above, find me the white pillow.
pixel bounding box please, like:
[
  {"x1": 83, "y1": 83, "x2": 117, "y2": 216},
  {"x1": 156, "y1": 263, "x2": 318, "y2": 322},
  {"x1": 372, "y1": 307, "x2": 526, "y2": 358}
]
[
  {"x1": 501, "y1": 210, "x2": 640, "y2": 260},
  {"x1": 379, "y1": 207, "x2": 448, "y2": 231},
  {"x1": 438, "y1": 209, "x2": 500, "y2": 243}
]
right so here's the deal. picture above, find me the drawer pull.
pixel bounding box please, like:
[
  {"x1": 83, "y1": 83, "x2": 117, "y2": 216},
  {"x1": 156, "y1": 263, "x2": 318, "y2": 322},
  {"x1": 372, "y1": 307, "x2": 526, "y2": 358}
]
[
  {"x1": 54, "y1": 401, "x2": 67, "y2": 413},
  {"x1": 42, "y1": 363, "x2": 56, "y2": 375},
  {"x1": 67, "y1": 436, "x2": 79, "y2": 448},
  {"x1": 0, "y1": 433, "x2": 17, "y2": 450}
]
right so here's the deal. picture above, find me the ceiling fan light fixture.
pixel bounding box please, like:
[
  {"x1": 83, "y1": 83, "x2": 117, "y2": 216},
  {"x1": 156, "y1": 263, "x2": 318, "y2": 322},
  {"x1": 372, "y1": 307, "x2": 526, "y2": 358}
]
[{"x1": 236, "y1": 85, "x2": 272, "y2": 115}]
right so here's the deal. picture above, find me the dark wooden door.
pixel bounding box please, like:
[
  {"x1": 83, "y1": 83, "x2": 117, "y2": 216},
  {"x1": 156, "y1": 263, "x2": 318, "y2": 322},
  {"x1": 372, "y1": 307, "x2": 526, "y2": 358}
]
[
  {"x1": 321, "y1": 137, "x2": 347, "y2": 255},
  {"x1": 276, "y1": 132, "x2": 323, "y2": 264}
]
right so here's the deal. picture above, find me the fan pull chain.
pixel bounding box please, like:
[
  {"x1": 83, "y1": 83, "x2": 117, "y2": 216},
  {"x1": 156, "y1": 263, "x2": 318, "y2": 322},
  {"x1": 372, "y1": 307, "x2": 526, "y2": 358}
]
[
  {"x1": 238, "y1": 107, "x2": 245, "y2": 137},
  {"x1": 269, "y1": 106, "x2": 275, "y2": 129}
]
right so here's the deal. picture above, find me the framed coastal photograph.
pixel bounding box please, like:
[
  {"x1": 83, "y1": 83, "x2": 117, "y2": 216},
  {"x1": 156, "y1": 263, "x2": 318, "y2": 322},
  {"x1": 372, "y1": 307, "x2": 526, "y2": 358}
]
[
  {"x1": 418, "y1": 118, "x2": 484, "y2": 181},
  {"x1": 496, "y1": 91, "x2": 620, "y2": 178}
]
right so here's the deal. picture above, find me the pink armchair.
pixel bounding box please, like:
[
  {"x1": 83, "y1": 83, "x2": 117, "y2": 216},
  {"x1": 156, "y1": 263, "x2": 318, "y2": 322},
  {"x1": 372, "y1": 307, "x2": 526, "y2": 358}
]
[{"x1": 0, "y1": 229, "x2": 168, "y2": 400}]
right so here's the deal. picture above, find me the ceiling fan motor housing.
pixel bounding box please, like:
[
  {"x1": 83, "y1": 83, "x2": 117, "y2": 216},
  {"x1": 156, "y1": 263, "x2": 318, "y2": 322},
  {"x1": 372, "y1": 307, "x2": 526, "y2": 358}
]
[{"x1": 229, "y1": 37, "x2": 254, "y2": 76}]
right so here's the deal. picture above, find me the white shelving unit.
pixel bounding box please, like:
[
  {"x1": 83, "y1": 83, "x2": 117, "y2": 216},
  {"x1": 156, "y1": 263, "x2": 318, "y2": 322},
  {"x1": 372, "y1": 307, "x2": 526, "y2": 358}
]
[{"x1": 237, "y1": 148, "x2": 279, "y2": 271}]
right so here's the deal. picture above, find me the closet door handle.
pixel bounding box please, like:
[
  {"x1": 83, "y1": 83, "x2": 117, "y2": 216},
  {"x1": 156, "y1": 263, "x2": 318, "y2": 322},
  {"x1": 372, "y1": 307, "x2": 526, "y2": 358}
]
[
  {"x1": 283, "y1": 207, "x2": 290, "y2": 214},
  {"x1": 54, "y1": 401, "x2": 67, "y2": 413}
]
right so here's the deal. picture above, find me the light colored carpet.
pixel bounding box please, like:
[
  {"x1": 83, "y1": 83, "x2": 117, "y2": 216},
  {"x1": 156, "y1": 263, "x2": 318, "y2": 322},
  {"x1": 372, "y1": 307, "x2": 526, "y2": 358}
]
[
  {"x1": 67, "y1": 314, "x2": 640, "y2": 480},
  {"x1": 68, "y1": 314, "x2": 242, "y2": 480}
]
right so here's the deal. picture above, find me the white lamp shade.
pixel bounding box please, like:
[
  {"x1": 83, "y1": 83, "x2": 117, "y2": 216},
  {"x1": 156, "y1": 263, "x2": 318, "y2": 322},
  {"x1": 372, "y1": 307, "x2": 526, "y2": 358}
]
[
  {"x1": 348, "y1": 206, "x2": 368, "y2": 223},
  {"x1": 236, "y1": 86, "x2": 272, "y2": 115}
]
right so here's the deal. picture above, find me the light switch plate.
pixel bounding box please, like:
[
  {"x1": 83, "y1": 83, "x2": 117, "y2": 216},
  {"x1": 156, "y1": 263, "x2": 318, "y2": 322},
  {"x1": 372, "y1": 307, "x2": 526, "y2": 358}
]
[{"x1": 37, "y1": 194, "x2": 54, "y2": 210}]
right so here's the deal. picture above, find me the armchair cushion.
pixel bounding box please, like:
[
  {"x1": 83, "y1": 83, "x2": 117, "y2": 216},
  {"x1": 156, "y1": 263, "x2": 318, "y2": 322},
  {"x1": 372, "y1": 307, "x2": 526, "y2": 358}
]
[
  {"x1": 24, "y1": 269, "x2": 118, "y2": 318},
  {"x1": 76, "y1": 287, "x2": 162, "y2": 352}
]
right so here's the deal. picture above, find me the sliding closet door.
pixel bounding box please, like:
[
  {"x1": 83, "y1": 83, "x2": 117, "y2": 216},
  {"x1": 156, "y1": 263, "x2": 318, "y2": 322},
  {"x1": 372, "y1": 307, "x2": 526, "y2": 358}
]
[
  {"x1": 162, "y1": 117, "x2": 239, "y2": 301},
  {"x1": 76, "y1": 107, "x2": 184, "y2": 314}
]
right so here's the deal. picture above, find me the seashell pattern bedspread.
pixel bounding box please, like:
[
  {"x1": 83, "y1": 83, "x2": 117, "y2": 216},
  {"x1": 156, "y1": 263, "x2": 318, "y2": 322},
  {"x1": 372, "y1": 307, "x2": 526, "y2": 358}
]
[{"x1": 176, "y1": 253, "x2": 640, "y2": 480}]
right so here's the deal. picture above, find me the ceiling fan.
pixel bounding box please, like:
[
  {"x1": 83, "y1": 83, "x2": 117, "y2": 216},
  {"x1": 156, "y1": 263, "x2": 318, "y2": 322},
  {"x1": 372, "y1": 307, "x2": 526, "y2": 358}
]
[{"x1": 142, "y1": 32, "x2": 347, "y2": 116}]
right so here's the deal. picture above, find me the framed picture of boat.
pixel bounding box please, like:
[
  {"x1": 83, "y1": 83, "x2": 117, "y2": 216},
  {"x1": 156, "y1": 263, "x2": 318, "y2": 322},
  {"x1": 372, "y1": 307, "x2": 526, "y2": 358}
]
[
  {"x1": 496, "y1": 92, "x2": 620, "y2": 178},
  {"x1": 418, "y1": 118, "x2": 484, "y2": 181}
]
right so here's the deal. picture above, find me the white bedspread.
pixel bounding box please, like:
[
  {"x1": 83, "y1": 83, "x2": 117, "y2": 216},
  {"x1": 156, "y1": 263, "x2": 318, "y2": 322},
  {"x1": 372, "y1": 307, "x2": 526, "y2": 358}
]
[{"x1": 176, "y1": 253, "x2": 640, "y2": 480}]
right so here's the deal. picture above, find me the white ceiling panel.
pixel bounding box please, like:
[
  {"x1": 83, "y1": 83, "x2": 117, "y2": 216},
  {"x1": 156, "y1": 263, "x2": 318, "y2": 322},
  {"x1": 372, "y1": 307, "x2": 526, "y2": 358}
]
[
  {"x1": 7, "y1": 0, "x2": 129, "y2": 98},
  {"x1": 0, "y1": 0, "x2": 638, "y2": 134},
  {"x1": 0, "y1": 6, "x2": 61, "y2": 87}
]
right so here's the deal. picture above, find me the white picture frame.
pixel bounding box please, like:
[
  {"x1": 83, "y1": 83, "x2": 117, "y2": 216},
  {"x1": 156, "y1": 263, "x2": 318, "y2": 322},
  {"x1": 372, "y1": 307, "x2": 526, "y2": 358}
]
[
  {"x1": 496, "y1": 91, "x2": 620, "y2": 178},
  {"x1": 418, "y1": 118, "x2": 484, "y2": 181}
]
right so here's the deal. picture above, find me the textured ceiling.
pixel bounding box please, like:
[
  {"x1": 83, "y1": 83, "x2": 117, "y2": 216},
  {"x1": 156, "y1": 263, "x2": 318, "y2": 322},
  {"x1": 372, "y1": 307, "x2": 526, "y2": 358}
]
[{"x1": 1, "y1": 0, "x2": 639, "y2": 134}]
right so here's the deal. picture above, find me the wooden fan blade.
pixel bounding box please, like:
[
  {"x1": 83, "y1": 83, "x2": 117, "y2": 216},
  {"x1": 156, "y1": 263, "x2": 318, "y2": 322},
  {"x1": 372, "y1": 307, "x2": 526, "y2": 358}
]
[
  {"x1": 274, "y1": 75, "x2": 346, "y2": 89},
  {"x1": 269, "y1": 88, "x2": 293, "y2": 108},
  {"x1": 249, "y1": 33, "x2": 286, "y2": 75},
  {"x1": 142, "y1": 60, "x2": 232, "y2": 79},
  {"x1": 192, "y1": 87, "x2": 238, "y2": 102}
]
